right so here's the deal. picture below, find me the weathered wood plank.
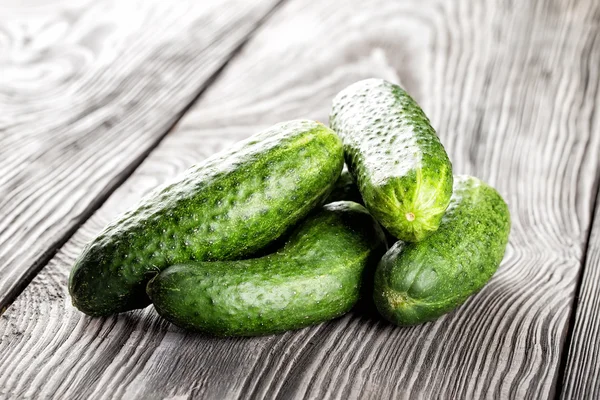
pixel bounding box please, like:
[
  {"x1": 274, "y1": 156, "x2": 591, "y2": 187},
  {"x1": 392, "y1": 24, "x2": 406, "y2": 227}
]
[
  {"x1": 0, "y1": 0, "x2": 281, "y2": 311},
  {"x1": 560, "y1": 186, "x2": 600, "y2": 399},
  {"x1": 1, "y1": 0, "x2": 600, "y2": 399}
]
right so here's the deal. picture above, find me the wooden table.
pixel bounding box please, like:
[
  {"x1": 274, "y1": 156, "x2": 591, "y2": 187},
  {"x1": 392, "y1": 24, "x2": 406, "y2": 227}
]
[{"x1": 1, "y1": 0, "x2": 599, "y2": 398}]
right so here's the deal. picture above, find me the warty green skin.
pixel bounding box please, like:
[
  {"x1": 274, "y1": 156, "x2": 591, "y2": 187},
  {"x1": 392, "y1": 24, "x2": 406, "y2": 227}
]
[
  {"x1": 69, "y1": 120, "x2": 344, "y2": 317},
  {"x1": 330, "y1": 78, "x2": 453, "y2": 242},
  {"x1": 147, "y1": 201, "x2": 387, "y2": 337},
  {"x1": 373, "y1": 175, "x2": 511, "y2": 326},
  {"x1": 325, "y1": 167, "x2": 364, "y2": 205}
]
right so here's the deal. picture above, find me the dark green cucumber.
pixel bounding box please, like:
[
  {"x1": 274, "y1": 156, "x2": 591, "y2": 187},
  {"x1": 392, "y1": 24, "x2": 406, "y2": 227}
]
[
  {"x1": 69, "y1": 120, "x2": 344, "y2": 317},
  {"x1": 330, "y1": 78, "x2": 453, "y2": 242},
  {"x1": 325, "y1": 167, "x2": 363, "y2": 204},
  {"x1": 373, "y1": 175, "x2": 510, "y2": 325},
  {"x1": 147, "y1": 201, "x2": 387, "y2": 336}
]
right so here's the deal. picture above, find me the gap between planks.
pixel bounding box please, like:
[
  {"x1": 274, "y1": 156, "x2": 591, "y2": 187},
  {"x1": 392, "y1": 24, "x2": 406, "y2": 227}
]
[{"x1": 555, "y1": 156, "x2": 600, "y2": 399}]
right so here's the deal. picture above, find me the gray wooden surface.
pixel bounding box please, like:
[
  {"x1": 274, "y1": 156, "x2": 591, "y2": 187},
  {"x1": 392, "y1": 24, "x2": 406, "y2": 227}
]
[
  {"x1": 0, "y1": 0, "x2": 280, "y2": 312},
  {"x1": 560, "y1": 185, "x2": 600, "y2": 399},
  {"x1": 1, "y1": 0, "x2": 599, "y2": 399}
]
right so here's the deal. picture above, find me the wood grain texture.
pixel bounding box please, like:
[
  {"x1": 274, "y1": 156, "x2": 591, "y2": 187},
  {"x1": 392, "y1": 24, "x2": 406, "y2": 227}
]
[
  {"x1": 0, "y1": 0, "x2": 280, "y2": 311},
  {"x1": 1, "y1": 0, "x2": 600, "y2": 399},
  {"x1": 560, "y1": 187, "x2": 600, "y2": 399}
]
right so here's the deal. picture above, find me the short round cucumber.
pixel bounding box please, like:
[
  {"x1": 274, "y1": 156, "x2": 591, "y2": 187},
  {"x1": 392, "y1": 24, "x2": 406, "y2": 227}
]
[
  {"x1": 330, "y1": 78, "x2": 453, "y2": 242},
  {"x1": 69, "y1": 120, "x2": 344, "y2": 317},
  {"x1": 147, "y1": 201, "x2": 387, "y2": 336},
  {"x1": 373, "y1": 175, "x2": 510, "y2": 325}
]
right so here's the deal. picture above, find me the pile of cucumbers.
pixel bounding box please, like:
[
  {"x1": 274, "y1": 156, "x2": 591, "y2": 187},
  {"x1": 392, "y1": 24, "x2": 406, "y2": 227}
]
[{"x1": 69, "y1": 79, "x2": 510, "y2": 336}]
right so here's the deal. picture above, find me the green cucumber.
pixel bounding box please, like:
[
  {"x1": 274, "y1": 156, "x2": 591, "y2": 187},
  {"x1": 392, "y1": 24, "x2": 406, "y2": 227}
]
[
  {"x1": 325, "y1": 167, "x2": 363, "y2": 204},
  {"x1": 330, "y1": 78, "x2": 453, "y2": 242},
  {"x1": 147, "y1": 201, "x2": 387, "y2": 336},
  {"x1": 69, "y1": 120, "x2": 344, "y2": 317},
  {"x1": 373, "y1": 175, "x2": 511, "y2": 325}
]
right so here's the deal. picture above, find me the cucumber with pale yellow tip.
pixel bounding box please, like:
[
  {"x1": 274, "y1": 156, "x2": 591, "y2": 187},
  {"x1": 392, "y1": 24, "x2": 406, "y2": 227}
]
[{"x1": 330, "y1": 78, "x2": 453, "y2": 242}]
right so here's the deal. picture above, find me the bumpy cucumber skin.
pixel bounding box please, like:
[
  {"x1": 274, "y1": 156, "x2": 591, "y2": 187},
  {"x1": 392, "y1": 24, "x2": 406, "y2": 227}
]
[
  {"x1": 373, "y1": 175, "x2": 511, "y2": 326},
  {"x1": 325, "y1": 168, "x2": 363, "y2": 204},
  {"x1": 330, "y1": 78, "x2": 453, "y2": 242},
  {"x1": 69, "y1": 120, "x2": 344, "y2": 317},
  {"x1": 147, "y1": 201, "x2": 387, "y2": 336}
]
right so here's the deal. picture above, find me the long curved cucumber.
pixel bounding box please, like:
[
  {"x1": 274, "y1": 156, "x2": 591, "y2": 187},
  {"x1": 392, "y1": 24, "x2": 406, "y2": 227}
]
[
  {"x1": 147, "y1": 201, "x2": 387, "y2": 336},
  {"x1": 69, "y1": 120, "x2": 344, "y2": 316}
]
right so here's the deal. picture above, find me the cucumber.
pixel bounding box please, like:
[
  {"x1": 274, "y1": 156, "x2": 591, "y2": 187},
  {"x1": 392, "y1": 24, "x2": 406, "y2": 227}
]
[
  {"x1": 69, "y1": 120, "x2": 344, "y2": 317},
  {"x1": 330, "y1": 78, "x2": 453, "y2": 242},
  {"x1": 147, "y1": 201, "x2": 387, "y2": 336},
  {"x1": 325, "y1": 167, "x2": 363, "y2": 204},
  {"x1": 373, "y1": 175, "x2": 510, "y2": 325}
]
